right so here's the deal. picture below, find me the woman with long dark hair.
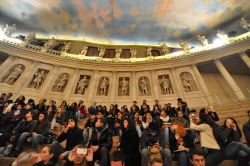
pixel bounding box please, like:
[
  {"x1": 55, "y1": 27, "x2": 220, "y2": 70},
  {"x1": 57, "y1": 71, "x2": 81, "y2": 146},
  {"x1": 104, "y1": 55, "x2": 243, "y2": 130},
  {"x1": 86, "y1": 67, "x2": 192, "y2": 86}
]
[
  {"x1": 219, "y1": 118, "x2": 250, "y2": 166},
  {"x1": 189, "y1": 109, "x2": 223, "y2": 166},
  {"x1": 119, "y1": 118, "x2": 141, "y2": 166}
]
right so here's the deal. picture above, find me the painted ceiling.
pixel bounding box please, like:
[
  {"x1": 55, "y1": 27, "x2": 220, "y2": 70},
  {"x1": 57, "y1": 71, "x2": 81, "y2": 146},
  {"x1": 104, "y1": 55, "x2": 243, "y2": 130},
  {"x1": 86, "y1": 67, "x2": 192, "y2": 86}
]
[{"x1": 0, "y1": 0, "x2": 250, "y2": 46}]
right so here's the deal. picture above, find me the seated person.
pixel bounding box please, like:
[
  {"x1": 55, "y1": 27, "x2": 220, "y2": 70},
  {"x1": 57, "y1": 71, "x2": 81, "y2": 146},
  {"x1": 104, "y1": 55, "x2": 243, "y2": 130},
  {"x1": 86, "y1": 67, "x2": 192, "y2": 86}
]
[
  {"x1": 52, "y1": 117, "x2": 83, "y2": 160},
  {"x1": 218, "y1": 117, "x2": 250, "y2": 166},
  {"x1": 50, "y1": 106, "x2": 65, "y2": 130},
  {"x1": 111, "y1": 150, "x2": 125, "y2": 166},
  {"x1": 169, "y1": 124, "x2": 195, "y2": 166},
  {"x1": 3, "y1": 110, "x2": 36, "y2": 157},
  {"x1": 141, "y1": 121, "x2": 172, "y2": 166},
  {"x1": 84, "y1": 112, "x2": 96, "y2": 128},
  {"x1": 173, "y1": 110, "x2": 189, "y2": 128},
  {"x1": 65, "y1": 145, "x2": 94, "y2": 166},
  {"x1": 189, "y1": 148, "x2": 205, "y2": 166},
  {"x1": 88, "y1": 118, "x2": 112, "y2": 166},
  {"x1": 142, "y1": 112, "x2": 153, "y2": 130},
  {"x1": 243, "y1": 110, "x2": 250, "y2": 147},
  {"x1": 34, "y1": 145, "x2": 55, "y2": 166},
  {"x1": 11, "y1": 112, "x2": 49, "y2": 156}
]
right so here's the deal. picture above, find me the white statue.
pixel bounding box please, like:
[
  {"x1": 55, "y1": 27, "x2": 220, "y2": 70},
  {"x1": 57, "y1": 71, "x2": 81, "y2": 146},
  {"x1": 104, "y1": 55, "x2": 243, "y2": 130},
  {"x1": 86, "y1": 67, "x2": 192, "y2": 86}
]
[
  {"x1": 181, "y1": 73, "x2": 192, "y2": 92},
  {"x1": 98, "y1": 47, "x2": 106, "y2": 57},
  {"x1": 240, "y1": 18, "x2": 250, "y2": 31},
  {"x1": 146, "y1": 47, "x2": 152, "y2": 57},
  {"x1": 76, "y1": 76, "x2": 88, "y2": 94},
  {"x1": 161, "y1": 43, "x2": 170, "y2": 54},
  {"x1": 139, "y1": 77, "x2": 148, "y2": 95},
  {"x1": 31, "y1": 70, "x2": 46, "y2": 89},
  {"x1": 179, "y1": 40, "x2": 189, "y2": 53},
  {"x1": 160, "y1": 75, "x2": 172, "y2": 94},
  {"x1": 120, "y1": 77, "x2": 129, "y2": 96},
  {"x1": 80, "y1": 46, "x2": 88, "y2": 56},
  {"x1": 62, "y1": 42, "x2": 71, "y2": 52},
  {"x1": 130, "y1": 49, "x2": 137, "y2": 58},
  {"x1": 197, "y1": 35, "x2": 208, "y2": 46},
  {"x1": 3, "y1": 24, "x2": 16, "y2": 37},
  {"x1": 115, "y1": 48, "x2": 122, "y2": 58},
  {"x1": 216, "y1": 30, "x2": 228, "y2": 42},
  {"x1": 25, "y1": 33, "x2": 36, "y2": 44},
  {"x1": 3, "y1": 64, "x2": 23, "y2": 84},
  {"x1": 54, "y1": 74, "x2": 68, "y2": 92},
  {"x1": 44, "y1": 37, "x2": 57, "y2": 50},
  {"x1": 100, "y1": 77, "x2": 109, "y2": 96}
]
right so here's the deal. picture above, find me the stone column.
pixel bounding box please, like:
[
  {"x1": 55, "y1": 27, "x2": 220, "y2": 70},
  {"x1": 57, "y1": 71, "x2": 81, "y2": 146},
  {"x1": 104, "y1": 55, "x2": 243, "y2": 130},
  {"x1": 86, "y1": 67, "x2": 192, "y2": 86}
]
[
  {"x1": 14, "y1": 60, "x2": 39, "y2": 93},
  {"x1": 150, "y1": 70, "x2": 160, "y2": 99},
  {"x1": 87, "y1": 70, "x2": 99, "y2": 103},
  {"x1": 110, "y1": 71, "x2": 117, "y2": 103},
  {"x1": 63, "y1": 68, "x2": 79, "y2": 101},
  {"x1": 170, "y1": 68, "x2": 184, "y2": 98},
  {"x1": 191, "y1": 64, "x2": 213, "y2": 105},
  {"x1": 214, "y1": 59, "x2": 246, "y2": 100},
  {"x1": 240, "y1": 52, "x2": 250, "y2": 68},
  {"x1": 40, "y1": 65, "x2": 59, "y2": 97},
  {"x1": 0, "y1": 55, "x2": 17, "y2": 79},
  {"x1": 131, "y1": 71, "x2": 137, "y2": 101}
]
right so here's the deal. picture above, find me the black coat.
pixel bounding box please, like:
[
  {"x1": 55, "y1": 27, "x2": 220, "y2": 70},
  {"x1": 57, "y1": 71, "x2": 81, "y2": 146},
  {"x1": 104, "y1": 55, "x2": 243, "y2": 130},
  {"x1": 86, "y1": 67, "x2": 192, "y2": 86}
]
[
  {"x1": 119, "y1": 128, "x2": 141, "y2": 166},
  {"x1": 88, "y1": 127, "x2": 112, "y2": 150},
  {"x1": 218, "y1": 126, "x2": 241, "y2": 149},
  {"x1": 56, "y1": 126, "x2": 83, "y2": 151},
  {"x1": 120, "y1": 128, "x2": 140, "y2": 153},
  {"x1": 243, "y1": 119, "x2": 250, "y2": 147}
]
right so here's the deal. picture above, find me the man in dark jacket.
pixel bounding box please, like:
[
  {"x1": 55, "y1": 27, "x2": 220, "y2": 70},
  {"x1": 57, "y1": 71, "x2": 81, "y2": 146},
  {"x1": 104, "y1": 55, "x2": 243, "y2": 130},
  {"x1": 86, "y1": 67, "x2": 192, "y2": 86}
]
[
  {"x1": 243, "y1": 110, "x2": 250, "y2": 147},
  {"x1": 88, "y1": 118, "x2": 112, "y2": 166},
  {"x1": 9, "y1": 110, "x2": 37, "y2": 156},
  {"x1": 141, "y1": 122, "x2": 172, "y2": 166},
  {"x1": 51, "y1": 117, "x2": 83, "y2": 160}
]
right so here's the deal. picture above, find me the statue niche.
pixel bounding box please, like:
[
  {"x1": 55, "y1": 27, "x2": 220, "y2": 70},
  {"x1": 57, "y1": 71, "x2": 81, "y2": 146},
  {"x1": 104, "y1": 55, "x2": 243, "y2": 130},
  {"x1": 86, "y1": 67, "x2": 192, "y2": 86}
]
[
  {"x1": 1, "y1": 64, "x2": 25, "y2": 85},
  {"x1": 138, "y1": 76, "x2": 151, "y2": 96},
  {"x1": 75, "y1": 75, "x2": 91, "y2": 95},
  {"x1": 180, "y1": 72, "x2": 198, "y2": 93},
  {"x1": 52, "y1": 73, "x2": 70, "y2": 93},
  {"x1": 97, "y1": 77, "x2": 109, "y2": 96},
  {"x1": 118, "y1": 77, "x2": 130, "y2": 96},
  {"x1": 158, "y1": 75, "x2": 173, "y2": 95},
  {"x1": 29, "y1": 69, "x2": 49, "y2": 89}
]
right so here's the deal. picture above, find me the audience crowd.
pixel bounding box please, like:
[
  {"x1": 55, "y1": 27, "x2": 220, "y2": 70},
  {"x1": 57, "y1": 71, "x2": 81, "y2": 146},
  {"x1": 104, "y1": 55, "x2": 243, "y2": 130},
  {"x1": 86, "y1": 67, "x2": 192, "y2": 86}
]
[{"x1": 0, "y1": 92, "x2": 249, "y2": 166}]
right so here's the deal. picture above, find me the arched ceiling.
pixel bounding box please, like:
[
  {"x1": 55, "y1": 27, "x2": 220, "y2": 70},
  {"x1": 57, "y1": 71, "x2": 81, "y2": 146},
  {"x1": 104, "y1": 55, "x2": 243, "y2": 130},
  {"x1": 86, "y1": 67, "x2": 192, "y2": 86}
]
[{"x1": 0, "y1": 0, "x2": 250, "y2": 46}]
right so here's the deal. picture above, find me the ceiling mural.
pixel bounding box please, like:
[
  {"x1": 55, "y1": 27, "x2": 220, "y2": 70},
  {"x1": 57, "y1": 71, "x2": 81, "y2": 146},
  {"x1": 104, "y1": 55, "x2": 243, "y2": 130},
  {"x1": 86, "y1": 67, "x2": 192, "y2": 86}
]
[{"x1": 0, "y1": 0, "x2": 250, "y2": 46}]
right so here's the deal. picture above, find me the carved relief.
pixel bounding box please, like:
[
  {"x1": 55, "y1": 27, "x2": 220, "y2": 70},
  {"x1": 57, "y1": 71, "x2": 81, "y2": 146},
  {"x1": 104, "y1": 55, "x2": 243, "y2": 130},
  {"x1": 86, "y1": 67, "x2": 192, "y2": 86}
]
[
  {"x1": 75, "y1": 75, "x2": 91, "y2": 95},
  {"x1": 115, "y1": 48, "x2": 122, "y2": 59},
  {"x1": 1, "y1": 64, "x2": 25, "y2": 85},
  {"x1": 118, "y1": 77, "x2": 129, "y2": 96},
  {"x1": 43, "y1": 37, "x2": 58, "y2": 50},
  {"x1": 161, "y1": 43, "x2": 170, "y2": 54},
  {"x1": 158, "y1": 75, "x2": 173, "y2": 94},
  {"x1": 80, "y1": 46, "x2": 88, "y2": 56},
  {"x1": 97, "y1": 77, "x2": 109, "y2": 96},
  {"x1": 180, "y1": 72, "x2": 198, "y2": 93},
  {"x1": 146, "y1": 47, "x2": 152, "y2": 57},
  {"x1": 52, "y1": 73, "x2": 70, "y2": 92},
  {"x1": 138, "y1": 76, "x2": 151, "y2": 96},
  {"x1": 130, "y1": 49, "x2": 137, "y2": 58},
  {"x1": 29, "y1": 69, "x2": 49, "y2": 89},
  {"x1": 98, "y1": 47, "x2": 106, "y2": 57}
]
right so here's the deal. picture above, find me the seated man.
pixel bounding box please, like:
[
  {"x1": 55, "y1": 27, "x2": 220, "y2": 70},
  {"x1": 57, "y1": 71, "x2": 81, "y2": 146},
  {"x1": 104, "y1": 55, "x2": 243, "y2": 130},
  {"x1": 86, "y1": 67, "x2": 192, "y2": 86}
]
[
  {"x1": 189, "y1": 149, "x2": 205, "y2": 166},
  {"x1": 88, "y1": 118, "x2": 112, "y2": 166},
  {"x1": 52, "y1": 117, "x2": 83, "y2": 160},
  {"x1": 243, "y1": 110, "x2": 250, "y2": 147},
  {"x1": 11, "y1": 112, "x2": 49, "y2": 155},
  {"x1": 141, "y1": 121, "x2": 172, "y2": 166},
  {"x1": 111, "y1": 150, "x2": 125, "y2": 166},
  {"x1": 4, "y1": 110, "x2": 36, "y2": 157}
]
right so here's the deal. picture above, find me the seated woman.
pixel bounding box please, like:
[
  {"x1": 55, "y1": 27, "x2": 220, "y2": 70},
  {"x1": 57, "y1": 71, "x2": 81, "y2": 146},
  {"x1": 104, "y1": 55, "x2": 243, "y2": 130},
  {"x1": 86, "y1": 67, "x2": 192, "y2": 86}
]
[
  {"x1": 119, "y1": 118, "x2": 141, "y2": 166},
  {"x1": 189, "y1": 110, "x2": 223, "y2": 166},
  {"x1": 169, "y1": 124, "x2": 195, "y2": 166},
  {"x1": 142, "y1": 112, "x2": 153, "y2": 130},
  {"x1": 133, "y1": 111, "x2": 143, "y2": 137},
  {"x1": 50, "y1": 106, "x2": 65, "y2": 130},
  {"x1": 218, "y1": 118, "x2": 250, "y2": 166}
]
